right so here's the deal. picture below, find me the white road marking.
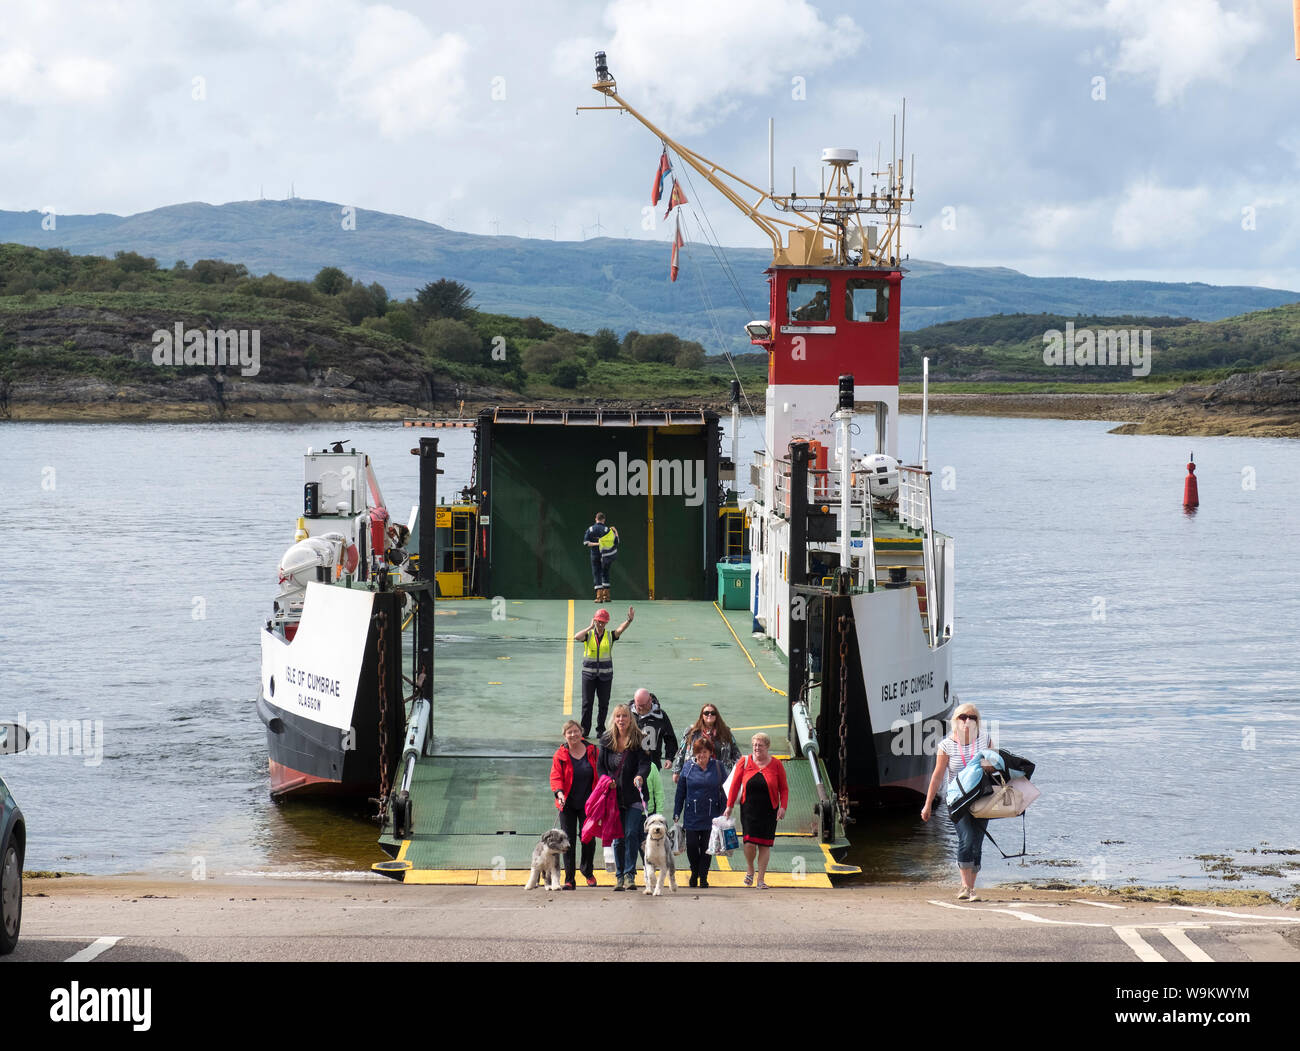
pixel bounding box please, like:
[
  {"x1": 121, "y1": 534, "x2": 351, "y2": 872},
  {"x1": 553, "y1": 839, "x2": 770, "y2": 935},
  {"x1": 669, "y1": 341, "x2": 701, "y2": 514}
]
[
  {"x1": 926, "y1": 901, "x2": 1108, "y2": 926},
  {"x1": 1071, "y1": 899, "x2": 1126, "y2": 909},
  {"x1": 1158, "y1": 905, "x2": 1300, "y2": 923},
  {"x1": 1114, "y1": 927, "x2": 1165, "y2": 962},
  {"x1": 65, "y1": 937, "x2": 121, "y2": 963},
  {"x1": 1159, "y1": 926, "x2": 1213, "y2": 962}
]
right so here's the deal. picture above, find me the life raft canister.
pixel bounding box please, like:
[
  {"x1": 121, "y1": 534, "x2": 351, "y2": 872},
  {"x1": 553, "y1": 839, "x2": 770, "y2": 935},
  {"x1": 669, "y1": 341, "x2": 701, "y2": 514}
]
[{"x1": 370, "y1": 506, "x2": 389, "y2": 564}]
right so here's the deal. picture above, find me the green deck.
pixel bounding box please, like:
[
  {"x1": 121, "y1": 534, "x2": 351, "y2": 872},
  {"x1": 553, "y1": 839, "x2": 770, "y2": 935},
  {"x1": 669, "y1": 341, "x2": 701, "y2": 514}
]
[{"x1": 376, "y1": 598, "x2": 856, "y2": 885}]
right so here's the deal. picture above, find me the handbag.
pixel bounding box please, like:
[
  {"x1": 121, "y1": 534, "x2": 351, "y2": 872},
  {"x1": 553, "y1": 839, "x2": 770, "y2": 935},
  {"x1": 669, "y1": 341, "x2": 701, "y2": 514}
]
[
  {"x1": 669, "y1": 821, "x2": 686, "y2": 856},
  {"x1": 969, "y1": 773, "x2": 1041, "y2": 819}
]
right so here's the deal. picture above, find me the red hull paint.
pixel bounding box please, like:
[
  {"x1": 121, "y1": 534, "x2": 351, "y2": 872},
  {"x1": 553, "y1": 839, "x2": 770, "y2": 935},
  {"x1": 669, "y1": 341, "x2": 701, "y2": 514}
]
[{"x1": 268, "y1": 760, "x2": 372, "y2": 800}]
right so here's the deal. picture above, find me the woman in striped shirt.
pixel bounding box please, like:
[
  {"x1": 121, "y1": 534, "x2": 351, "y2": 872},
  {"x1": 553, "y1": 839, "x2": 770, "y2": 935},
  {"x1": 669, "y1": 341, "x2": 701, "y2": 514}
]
[{"x1": 921, "y1": 702, "x2": 997, "y2": 901}]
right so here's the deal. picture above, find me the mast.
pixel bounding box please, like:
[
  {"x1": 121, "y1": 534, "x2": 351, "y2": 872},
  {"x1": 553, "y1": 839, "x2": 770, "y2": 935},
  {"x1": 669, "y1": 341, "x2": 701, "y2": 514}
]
[{"x1": 581, "y1": 52, "x2": 913, "y2": 268}]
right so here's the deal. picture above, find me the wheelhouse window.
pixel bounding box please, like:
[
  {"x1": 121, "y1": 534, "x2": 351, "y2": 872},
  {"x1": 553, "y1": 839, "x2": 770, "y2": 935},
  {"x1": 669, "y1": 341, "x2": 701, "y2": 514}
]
[
  {"x1": 846, "y1": 279, "x2": 890, "y2": 322},
  {"x1": 787, "y1": 278, "x2": 831, "y2": 322}
]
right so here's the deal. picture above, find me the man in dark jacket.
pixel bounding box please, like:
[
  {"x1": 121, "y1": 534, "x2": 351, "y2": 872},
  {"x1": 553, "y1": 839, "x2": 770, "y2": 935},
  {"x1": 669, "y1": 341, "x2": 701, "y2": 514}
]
[{"x1": 631, "y1": 688, "x2": 678, "y2": 770}]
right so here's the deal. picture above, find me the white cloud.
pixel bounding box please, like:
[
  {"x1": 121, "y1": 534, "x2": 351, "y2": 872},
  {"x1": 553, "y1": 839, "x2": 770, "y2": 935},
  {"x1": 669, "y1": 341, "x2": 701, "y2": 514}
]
[
  {"x1": 1111, "y1": 179, "x2": 1212, "y2": 250},
  {"x1": 582, "y1": 0, "x2": 866, "y2": 131},
  {"x1": 0, "y1": 49, "x2": 116, "y2": 104},
  {"x1": 338, "y1": 7, "x2": 469, "y2": 137},
  {"x1": 1018, "y1": 0, "x2": 1265, "y2": 105}
]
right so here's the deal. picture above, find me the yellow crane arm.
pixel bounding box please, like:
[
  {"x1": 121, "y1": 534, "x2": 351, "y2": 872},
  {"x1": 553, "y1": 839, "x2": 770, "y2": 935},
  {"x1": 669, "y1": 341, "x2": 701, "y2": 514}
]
[{"x1": 591, "y1": 81, "x2": 799, "y2": 262}]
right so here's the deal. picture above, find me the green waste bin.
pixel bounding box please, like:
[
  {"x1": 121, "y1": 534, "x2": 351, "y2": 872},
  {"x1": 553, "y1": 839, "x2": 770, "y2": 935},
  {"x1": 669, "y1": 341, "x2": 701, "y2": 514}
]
[{"x1": 717, "y1": 561, "x2": 751, "y2": 610}]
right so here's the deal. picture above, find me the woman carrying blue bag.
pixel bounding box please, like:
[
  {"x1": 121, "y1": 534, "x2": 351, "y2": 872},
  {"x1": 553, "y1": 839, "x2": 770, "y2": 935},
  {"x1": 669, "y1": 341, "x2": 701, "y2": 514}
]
[{"x1": 920, "y1": 702, "x2": 1000, "y2": 901}]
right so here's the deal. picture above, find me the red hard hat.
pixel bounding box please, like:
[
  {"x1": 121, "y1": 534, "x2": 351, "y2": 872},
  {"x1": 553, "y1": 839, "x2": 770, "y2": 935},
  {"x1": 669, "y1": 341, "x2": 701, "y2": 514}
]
[{"x1": 593, "y1": 608, "x2": 610, "y2": 622}]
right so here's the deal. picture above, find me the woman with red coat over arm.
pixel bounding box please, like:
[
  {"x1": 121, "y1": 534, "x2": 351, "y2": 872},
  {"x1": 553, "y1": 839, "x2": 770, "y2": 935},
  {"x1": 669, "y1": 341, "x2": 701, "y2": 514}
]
[{"x1": 550, "y1": 720, "x2": 599, "y2": 889}]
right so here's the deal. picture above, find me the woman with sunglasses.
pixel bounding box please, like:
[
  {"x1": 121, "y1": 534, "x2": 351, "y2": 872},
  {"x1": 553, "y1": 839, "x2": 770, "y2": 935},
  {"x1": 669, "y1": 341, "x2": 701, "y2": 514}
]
[
  {"x1": 671, "y1": 703, "x2": 740, "y2": 783},
  {"x1": 921, "y1": 702, "x2": 997, "y2": 900}
]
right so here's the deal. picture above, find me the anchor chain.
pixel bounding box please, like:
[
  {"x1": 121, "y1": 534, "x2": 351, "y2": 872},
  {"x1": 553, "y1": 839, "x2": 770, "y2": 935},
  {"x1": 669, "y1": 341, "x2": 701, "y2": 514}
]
[
  {"x1": 836, "y1": 612, "x2": 854, "y2": 826},
  {"x1": 372, "y1": 609, "x2": 391, "y2": 823}
]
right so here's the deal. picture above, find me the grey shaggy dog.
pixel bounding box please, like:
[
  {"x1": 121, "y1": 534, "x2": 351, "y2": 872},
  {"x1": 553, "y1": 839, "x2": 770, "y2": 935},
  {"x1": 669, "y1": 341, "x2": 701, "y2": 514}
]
[
  {"x1": 524, "y1": 828, "x2": 570, "y2": 891},
  {"x1": 641, "y1": 813, "x2": 677, "y2": 896}
]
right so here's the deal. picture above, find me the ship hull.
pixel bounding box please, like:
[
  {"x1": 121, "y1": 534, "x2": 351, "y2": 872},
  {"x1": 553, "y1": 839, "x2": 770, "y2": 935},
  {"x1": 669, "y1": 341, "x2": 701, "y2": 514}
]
[
  {"x1": 815, "y1": 586, "x2": 954, "y2": 806},
  {"x1": 258, "y1": 583, "x2": 404, "y2": 800}
]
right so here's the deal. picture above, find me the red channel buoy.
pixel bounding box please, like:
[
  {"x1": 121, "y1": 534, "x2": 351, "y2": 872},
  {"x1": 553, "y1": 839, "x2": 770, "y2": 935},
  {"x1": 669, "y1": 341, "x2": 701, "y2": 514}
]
[{"x1": 1183, "y1": 453, "x2": 1199, "y2": 508}]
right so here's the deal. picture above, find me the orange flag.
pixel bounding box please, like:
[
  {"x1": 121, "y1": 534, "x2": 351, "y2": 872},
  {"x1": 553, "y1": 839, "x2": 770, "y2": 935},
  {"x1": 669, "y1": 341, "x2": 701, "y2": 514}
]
[
  {"x1": 663, "y1": 179, "x2": 687, "y2": 219},
  {"x1": 670, "y1": 215, "x2": 684, "y2": 282}
]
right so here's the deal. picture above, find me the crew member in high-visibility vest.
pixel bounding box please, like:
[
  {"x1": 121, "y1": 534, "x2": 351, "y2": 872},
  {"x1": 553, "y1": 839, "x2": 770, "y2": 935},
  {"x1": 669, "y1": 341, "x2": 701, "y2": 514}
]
[
  {"x1": 573, "y1": 605, "x2": 635, "y2": 739},
  {"x1": 583, "y1": 512, "x2": 620, "y2": 603}
]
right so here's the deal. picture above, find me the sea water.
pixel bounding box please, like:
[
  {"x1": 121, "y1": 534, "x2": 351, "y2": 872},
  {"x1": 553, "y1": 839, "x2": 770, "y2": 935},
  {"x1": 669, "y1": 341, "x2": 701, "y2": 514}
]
[{"x1": 1, "y1": 417, "x2": 1296, "y2": 893}]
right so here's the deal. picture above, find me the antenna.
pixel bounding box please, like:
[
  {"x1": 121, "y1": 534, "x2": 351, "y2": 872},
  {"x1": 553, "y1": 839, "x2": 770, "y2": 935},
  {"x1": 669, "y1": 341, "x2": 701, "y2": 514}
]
[
  {"x1": 900, "y1": 98, "x2": 906, "y2": 193},
  {"x1": 759, "y1": 117, "x2": 769, "y2": 197}
]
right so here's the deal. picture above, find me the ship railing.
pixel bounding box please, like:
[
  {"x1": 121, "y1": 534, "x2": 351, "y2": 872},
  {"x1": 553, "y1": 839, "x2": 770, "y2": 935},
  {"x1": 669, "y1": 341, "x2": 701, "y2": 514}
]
[
  {"x1": 770, "y1": 460, "x2": 879, "y2": 583},
  {"x1": 898, "y1": 464, "x2": 937, "y2": 647},
  {"x1": 849, "y1": 470, "x2": 878, "y2": 589}
]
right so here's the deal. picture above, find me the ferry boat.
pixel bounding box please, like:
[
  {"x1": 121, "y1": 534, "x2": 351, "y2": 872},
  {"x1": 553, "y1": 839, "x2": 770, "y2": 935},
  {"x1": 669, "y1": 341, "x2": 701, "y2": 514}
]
[{"x1": 255, "y1": 55, "x2": 954, "y2": 880}]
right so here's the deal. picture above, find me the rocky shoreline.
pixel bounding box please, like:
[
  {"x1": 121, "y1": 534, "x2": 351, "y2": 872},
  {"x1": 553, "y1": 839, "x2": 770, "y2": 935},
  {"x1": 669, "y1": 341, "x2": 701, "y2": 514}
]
[{"x1": 5, "y1": 371, "x2": 1298, "y2": 437}]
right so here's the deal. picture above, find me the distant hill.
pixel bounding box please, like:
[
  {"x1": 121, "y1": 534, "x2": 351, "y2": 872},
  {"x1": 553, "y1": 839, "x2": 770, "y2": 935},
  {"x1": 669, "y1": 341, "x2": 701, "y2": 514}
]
[
  {"x1": 2, "y1": 198, "x2": 1297, "y2": 352},
  {"x1": 898, "y1": 306, "x2": 1300, "y2": 382}
]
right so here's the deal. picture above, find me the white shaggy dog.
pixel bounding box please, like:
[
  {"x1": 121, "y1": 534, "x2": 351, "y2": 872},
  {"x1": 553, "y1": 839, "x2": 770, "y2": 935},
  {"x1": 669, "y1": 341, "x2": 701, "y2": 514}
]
[
  {"x1": 641, "y1": 814, "x2": 677, "y2": 896},
  {"x1": 524, "y1": 828, "x2": 570, "y2": 891}
]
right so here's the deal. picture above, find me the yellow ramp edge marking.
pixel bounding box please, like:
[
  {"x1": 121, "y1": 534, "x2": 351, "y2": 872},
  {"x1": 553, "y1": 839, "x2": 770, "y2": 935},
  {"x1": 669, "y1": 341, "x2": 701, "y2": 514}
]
[
  {"x1": 564, "y1": 599, "x2": 575, "y2": 716},
  {"x1": 819, "y1": 842, "x2": 861, "y2": 875},
  {"x1": 396, "y1": 868, "x2": 831, "y2": 888},
  {"x1": 712, "y1": 602, "x2": 786, "y2": 696}
]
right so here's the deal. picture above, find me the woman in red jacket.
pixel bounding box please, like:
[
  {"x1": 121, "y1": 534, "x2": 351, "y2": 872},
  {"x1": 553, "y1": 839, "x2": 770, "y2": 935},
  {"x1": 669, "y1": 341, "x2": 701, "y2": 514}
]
[
  {"x1": 550, "y1": 720, "x2": 599, "y2": 889},
  {"x1": 724, "y1": 732, "x2": 787, "y2": 889}
]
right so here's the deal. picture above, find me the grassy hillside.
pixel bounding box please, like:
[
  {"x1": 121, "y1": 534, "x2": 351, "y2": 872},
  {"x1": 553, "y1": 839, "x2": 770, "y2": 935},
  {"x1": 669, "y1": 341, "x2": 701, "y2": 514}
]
[
  {"x1": 0, "y1": 243, "x2": 747, "y2": 404},
  {"x1": 2, "y1": 199, "x2": 1296, "y2": 352},
  {"x1": 899, "y1": 308, "x2": 1300, "y2": 384}
]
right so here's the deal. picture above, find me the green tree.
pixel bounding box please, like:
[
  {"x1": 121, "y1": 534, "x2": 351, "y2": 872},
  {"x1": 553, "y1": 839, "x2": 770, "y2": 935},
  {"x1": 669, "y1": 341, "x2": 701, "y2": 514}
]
[
  {"x1": 114, "y1": 250, "x2": 158, "y2": 272},
  {"x1": 522, "y1": 339, "x2": 565, "y2": 374},
  {"x1": 416, "y1": 278, "x2": 474, "y2": 320},
  {"x1": 368, "y1": 282, "x2": 389, "y2": 316},
  {"x1": 424, "y1": 318, "x2": 483, "y2": 363},
  {"x1": 674, "y1": 340, "x2": 706, "y2": 369},
  {"x1": 313, "y1": 267, "x2": 351, "y2": 296},
  {"x1": 387, "y1": 306, "x2": 417, "y2": 342},
  {"x1": 593, "y1": 327, "x2": 620, "y2": 361},
  {"x1": 551, "y1": 359, "x2": 587, "y2": 388},
  {"x1": 342, "y1": 284, "x2": 378, "y2": 324},
  {"x1": 189, "y1": 259, "x2": 248, "y2": 284},
  {"x1": 629, "y1": 332, "x2": 679, "y2": 364}
]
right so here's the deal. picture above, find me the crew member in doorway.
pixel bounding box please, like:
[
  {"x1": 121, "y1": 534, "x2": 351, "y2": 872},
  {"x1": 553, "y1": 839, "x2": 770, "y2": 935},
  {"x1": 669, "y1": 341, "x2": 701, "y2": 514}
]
[
  {"x1": 574, "y1": 605, "x2": 635, "y2": 739},
  {"x1": 583, "y1": 512, "x2": 619, "y2": 603}
]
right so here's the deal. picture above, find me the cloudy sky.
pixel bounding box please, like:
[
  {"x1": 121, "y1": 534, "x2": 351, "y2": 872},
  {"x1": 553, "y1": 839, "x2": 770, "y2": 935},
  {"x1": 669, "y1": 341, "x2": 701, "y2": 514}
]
[{"x1": 2, "y1": 0, "x2": 1298, "y2": 289}]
